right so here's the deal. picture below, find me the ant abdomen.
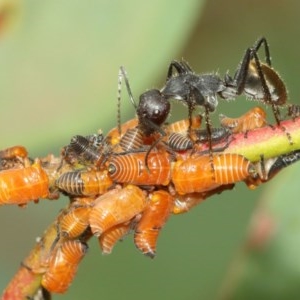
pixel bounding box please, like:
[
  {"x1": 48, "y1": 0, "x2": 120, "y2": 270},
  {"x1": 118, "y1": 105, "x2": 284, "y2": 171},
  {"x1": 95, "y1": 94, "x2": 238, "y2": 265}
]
[{"x1": 243, "y1": 62, "x2": 287, "y2": 106}]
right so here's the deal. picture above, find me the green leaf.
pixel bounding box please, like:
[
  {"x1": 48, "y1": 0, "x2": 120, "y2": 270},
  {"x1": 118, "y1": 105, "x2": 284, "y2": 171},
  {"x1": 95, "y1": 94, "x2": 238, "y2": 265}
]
[
  {"x1": 0, "y1": 0, "x2": 204, "y2": 157},
  {"x1": 218, "y1": 163, "x2": 300, "y2": 300},
  {"x1": 0, "y1": 1, "x2": 206, "y2": 299}
]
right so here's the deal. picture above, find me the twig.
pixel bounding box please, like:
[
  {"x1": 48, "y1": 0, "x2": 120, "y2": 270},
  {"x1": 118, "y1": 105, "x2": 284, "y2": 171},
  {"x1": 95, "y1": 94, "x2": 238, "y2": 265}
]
[{"x1": 2, "y1": 117, "x2": 300, "y2": 299}]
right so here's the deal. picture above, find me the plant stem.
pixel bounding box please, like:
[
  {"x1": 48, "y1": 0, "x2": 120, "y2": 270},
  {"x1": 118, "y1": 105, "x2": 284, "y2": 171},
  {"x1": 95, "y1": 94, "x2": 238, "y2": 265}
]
[{"x1": 2, "y1": 117, "x2": 300, "y2": 299}]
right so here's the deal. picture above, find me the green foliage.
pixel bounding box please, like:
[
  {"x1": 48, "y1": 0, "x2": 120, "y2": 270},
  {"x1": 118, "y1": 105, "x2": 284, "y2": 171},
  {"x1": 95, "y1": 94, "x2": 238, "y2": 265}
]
[
  {"x1": 0, "y1": 0, "x2": 204, "y2": 156},
  {"x1": 219, "y1": 164, "x2": 300, "y2": 300},
  {"x1": 2, "y1": 1, "x2": 300, "y2": 300}
]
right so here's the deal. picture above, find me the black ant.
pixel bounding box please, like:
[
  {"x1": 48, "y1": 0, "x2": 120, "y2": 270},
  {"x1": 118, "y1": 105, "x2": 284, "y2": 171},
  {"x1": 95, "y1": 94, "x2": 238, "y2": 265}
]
[
  {"x1": 161, "y1": 37, "x2": 289, "y2": 148},
  {"x1": 117, "y1": 67, "x2": 228, "y2": 155},
  {"x1": 116, "y1": 67, "x2": 229, "y2": 172},
  {"x1": 118, "y1": 65, "x2": 234, "y2": 159},
  {"x1": 161, "y1": 60, "x2": 224, "y2": 153}
]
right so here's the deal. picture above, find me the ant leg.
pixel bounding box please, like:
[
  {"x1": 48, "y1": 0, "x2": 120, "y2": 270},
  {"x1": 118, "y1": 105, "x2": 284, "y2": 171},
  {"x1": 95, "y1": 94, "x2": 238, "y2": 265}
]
[
  {"x1": 186, "y1": 100, "x2": 195, "y2": 135},
  {"x1": 251, "y1": 49, "x2": 292, "y2": 145},
  {"x1": 236, "y1": 39, "x2": 283, "y2": 127},
  {"x1": 144, "y1": 137, "x2": 163, "y2": 173},
  {"x1": 253, "y1": 37, "x2": 271, "y2": 66},
  {"x1": 250, "y1": 40, "x2": 293, "y2": 141},
  {"x1": 167, "y1": 61, "x2": 184, "y2": 80},
  {"x1": 233, "y1": 38, "x2": 271, "y2": 96},
  {"x1": 187, "y1": 85, "x2": 204, "y2": 134},
  {"x1": 233, "y1": 48, "x2": 252, "y2": 95},
  {"x1": 203, "y1": 106, "x2": 215, "y2": 175},
  {"x1": 247, "y1": 45, "x2": 292, "y2": 144},
  {"x1": 166, "y1": 60, "x2": 192, "y2": 81},
  {"x1": 179, "y1": 60, "x2": 193, "y2": 72},
  {"x1": 250, "y1": 50, "x2": 274, "y2": 111},
  {"x1": 143, "y1": 120, "x2": 167, "y2": 171},
  {"x1": 234, "y1": 45, "x2": 282, "y2": 127},
  {"x1": 251, "y1": 38, "x2": 287, "y2": 127}
]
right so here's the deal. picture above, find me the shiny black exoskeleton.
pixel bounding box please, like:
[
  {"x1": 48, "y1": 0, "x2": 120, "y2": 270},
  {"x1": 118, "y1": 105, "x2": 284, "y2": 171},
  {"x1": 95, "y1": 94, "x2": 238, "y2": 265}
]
[
  {"x1": 117, "y1": 37, "x2": 287, "y2": 154},
  {"x1": 162, "y1": 60, "x2": 224, "y2": 115},
  {"x1": 118, "y1": 67, "x2": 170, "y2": 137},
  {"x1": 157, "y1": 37, "x2": 287, "y2": 151},
  {"x1": 220, "y1": 37, "x2": 287, "y2": 126},
  {"x1": 257, "y1": 150, "x2": 300, "y2": 182},
  {"x1": 137, "y1": 89, "x2": 170, "y2": 136},
  {"x1": 161, "y1": 37, "x2": 286, "y2": 127},
  {"x1": 268, "y1": 150, "x2": 300, "y2": 179}
]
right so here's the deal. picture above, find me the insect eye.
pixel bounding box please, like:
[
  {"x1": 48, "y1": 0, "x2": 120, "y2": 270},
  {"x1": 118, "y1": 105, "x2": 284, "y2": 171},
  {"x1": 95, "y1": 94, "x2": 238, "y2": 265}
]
[
  {"x1": 107, "y1": 164, "x2": 116, "y2": 175},
  {"x1": 153, "y1": 109, "x2": 160, "y2": 116}
]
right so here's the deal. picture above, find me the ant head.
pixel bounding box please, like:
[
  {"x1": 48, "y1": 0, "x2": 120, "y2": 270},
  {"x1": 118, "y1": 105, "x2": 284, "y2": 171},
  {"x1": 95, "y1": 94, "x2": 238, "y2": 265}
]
[
  {"x1": 117, "y1": 67, "x2": 170, "y2": 136},
  {"x1": 137, "y1": 89, "x2": 170, "y2": 133}
]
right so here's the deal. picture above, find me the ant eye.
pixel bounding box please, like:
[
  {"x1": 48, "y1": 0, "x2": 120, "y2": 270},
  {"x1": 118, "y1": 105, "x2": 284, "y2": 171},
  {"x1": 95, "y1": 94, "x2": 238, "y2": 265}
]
[{"x1": 154, "y1": 109, "x2": 160, "y2": 116}]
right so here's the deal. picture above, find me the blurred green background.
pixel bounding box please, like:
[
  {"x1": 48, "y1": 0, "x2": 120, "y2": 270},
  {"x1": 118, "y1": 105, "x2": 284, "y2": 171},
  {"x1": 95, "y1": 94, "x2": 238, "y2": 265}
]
[{"x1": 1, "y1": 0, "x2": 300, "y2": 299}]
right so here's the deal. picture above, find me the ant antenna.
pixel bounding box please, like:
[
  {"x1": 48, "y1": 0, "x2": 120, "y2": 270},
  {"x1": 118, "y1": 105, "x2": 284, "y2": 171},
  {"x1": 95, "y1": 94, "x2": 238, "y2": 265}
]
[{"x1": 117, "y1": 66, "x2": 138, "y2": 135}]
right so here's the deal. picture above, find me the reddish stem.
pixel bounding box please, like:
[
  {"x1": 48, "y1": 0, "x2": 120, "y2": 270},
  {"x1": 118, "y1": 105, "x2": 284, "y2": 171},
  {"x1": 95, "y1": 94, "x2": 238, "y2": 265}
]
[{"x1": 2, "y1": 117, "x2": 300, "y2": 299}]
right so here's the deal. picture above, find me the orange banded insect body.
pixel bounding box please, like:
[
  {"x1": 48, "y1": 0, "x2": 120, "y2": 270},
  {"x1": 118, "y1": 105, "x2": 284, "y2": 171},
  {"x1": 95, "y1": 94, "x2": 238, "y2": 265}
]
[
  {"x1": 172, "y1": 153, "x2": 256, "y2": 195},
  {"x1": 0, "y1": 146, "x2": 28, "y2": 160},
  {"x1": 0, "y1": 160, "x2": 49, "y2": 205},
  {"x1": 89, "y1": 185, "x2": 147, "y2": 237},
  {"x1": 219, "y1": 106, "x2": 267, "y2": 133},
  {"x1": 160, "y1": 116, "x2": 202, "y2": 151},
  {"x1": 166, "y1": 132, "x2": 193, "y2": 151},
  {"x1": 134, "y1": 190, "x2": 173, "y2": 258},
  {"x1": 41, "y1": 240, "x2": 87, "y2": 294},
  {"x1": 118, "y1": 127, "x2": 144, "y2": 152},
  {"x1": 107, "y1": 151, "x2": 171, "y2": 186},
  {"x1": 106, "y1": 118, "x2": 139, "y2": 146},
  {"x1": 173, "y1": 193, "x2": 206, "y2": 214},
  {"x1": 60, "y1": 206, "x2": 92, "y2": 238},
  {"x1": 56, "y1": 170, "x2": 113, "y2": 196},
  {"x1": 172, "y1": 184, "x2": 235, "y2": 214},
  {"x1": 166, "y1": 115, "x2": 202, "y2": 134},
  {"x1": 98, "y1": 222, "x2": 131, "y2": 254}
]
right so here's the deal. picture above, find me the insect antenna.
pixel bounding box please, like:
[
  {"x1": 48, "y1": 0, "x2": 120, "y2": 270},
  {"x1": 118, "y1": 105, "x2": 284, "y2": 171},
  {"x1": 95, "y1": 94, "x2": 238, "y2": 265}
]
[{"x1": 117, "y1": 66, "x2": 138, "y2": 135}]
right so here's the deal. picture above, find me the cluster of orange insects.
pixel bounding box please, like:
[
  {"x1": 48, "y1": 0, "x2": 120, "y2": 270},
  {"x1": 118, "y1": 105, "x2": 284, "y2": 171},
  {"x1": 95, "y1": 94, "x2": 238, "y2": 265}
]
[{"x1": 1, "y1": 37, "x2": 300, "y2": 298}]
